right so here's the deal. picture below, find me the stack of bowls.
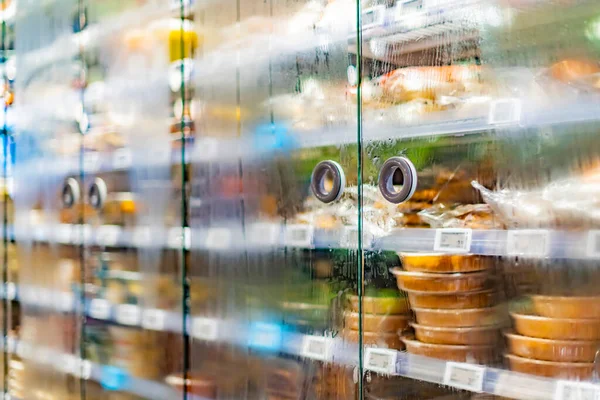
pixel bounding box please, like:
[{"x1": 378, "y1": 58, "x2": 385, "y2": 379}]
[
  {"x1": 506, "y1": 295, "x2": 600, "y2": 379},
  {"x1": 343, "y1": 294, "x2": 411, "y2": 350},
  {"x1": 393, "y1": 253, "x2": 503, "y2": 364}
]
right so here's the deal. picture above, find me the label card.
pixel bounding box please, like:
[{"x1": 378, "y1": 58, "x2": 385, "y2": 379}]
[
  {"x1": 88, "y1": 299, "x2": 111, "y2": 320},
  {"x1": 301, "y1": 335, "x2": 330, "y2": 362},
  {"x1": 489, "y1": 98, "x2": 522, "y2": 125},
  {"x1": 364, "y1": 348, "x2": 397, "y2": 375},
  {"x1": 248, "y1": 223, "x2": 281, "y2": 247},
  {"x1": 56, "y1": 224, "x2": 73, "y2": 244},
  {"x1": 205, "y1": 228, "x2": 231, "y2": 250},
  {"x1": 284, "y1": 225, "x2": 314, "y2": 248},
  {"x1": 113, "y1": 148, "x2": 132, "y2": 170},
  {"x1": 142, "y1": 309, "x2": 166, "y2": 331},
  {"x1": 115, "y1": 304, "x2": 141, "y2": 326},
  {"x1": 555, "y1": 380, "x2": 600, "y2": 400},
  {"x1": 96, "y1": 225, "x2": 121, "y2": 247},
  {"x1": 5, "y1": 282, "x2": 15, "y2": 301},
  {"x1": 192, "y1": 317, "x2": 219, "y2": 341},
  {"x1": 434, "y1": 229, "x2": 472, "y2": 253},
  {"x1": 587, "y1": 230, "x2": 600, "y2": 259},
  {"x1": 506, "y1": 230, "x2": 550, "y2": 257},
  {"x1": 443, "y1": 362, "x2": 485, "y2": 392},
  {"x1": 132, "y1": 227, "x2": 152, "y2": 247}
]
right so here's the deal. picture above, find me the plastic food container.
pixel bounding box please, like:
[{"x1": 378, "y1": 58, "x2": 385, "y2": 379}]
[
  {"x1": 347, "y1": 295, "x2": 410, "y2": 315},
  {"x1": 391, "y1": 268, "x2": 490, "y2": 293},
  {"x1": 505, "y1": 354, "x2": 595, "y2": 379},
  {"x1": 407, "y1": 289, "x2": 497, "y2": 309},
  {"x1": 504, "y1": 330, "x2": 600, "y2": 362},
  {"x1": 531, "y1": 295, "x2": 600, "y2": 319},
  {"x1": 399, "y1": 253, "x2": 491, "y2": 273},
  {"x1": 413, "y1": 306, "x2": 506, "y2": 327},
  {"x1": 412, "y1": 323, "x2": 500, "y2": 345},
  {"x1": 343, "y1": 330, "x2": 404, "y2": 350},
  {"x1": 344, "y1": 312, "x2": 411, "y2": 333},
  {"x1": 511, "y1": 312, "x2": 600, "y2": 340},
  {"x1": 401, "y1": 334, "x2": 496, "y2": 364}
]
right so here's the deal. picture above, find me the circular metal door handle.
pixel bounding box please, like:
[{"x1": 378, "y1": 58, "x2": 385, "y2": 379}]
[
  {"x1": 62, "y1": 178, "x2": 80, "y2": 209},
  {"x1": 88, "y1": 178, "x2": 108, "y2": 209},
  {"x1": 310, "y1": 160, "x2": 346, "y2": 203},
  {"x1": 378, "y1": 156, "x2": 417, "y2": 204}
]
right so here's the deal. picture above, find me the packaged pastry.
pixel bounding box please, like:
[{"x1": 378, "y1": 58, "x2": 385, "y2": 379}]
[
  {"x1": 347, "y1": 294, "x2": 410, "y2": 315},
  {"x1": 418, "y1": 203, "x2": 504, "y2": 230},
  {"x1": 511, "y1": 312, "x2": 600, "y2": 340},
  {"x1": 411, "y1": 323, "x2": 500, "y2": 345},
  {"x1": 344, "y1": 312, "x2": 410, "y2": 333},
  {"x1": 407, "y1": 289, "x2": 498, "y2": 309},
  {"x1": 391, "y1": 268, "x2": 490, "y2": 293},
  {"x1": 505, "y1": 354, "x2": 595, "y2": 379},
  {"x1": 531, "y1": 295, "x2": 600, "y2": 319},
  {"x1": 401, "y1": 334, "x2": 497, "y2": 364},
  {"x1": 399, "y1": 253, "x2": 492, "y2": 273},
  {"x1": 343, "y1": 330, "x2": 404, "y2": 350},
  {"x1": 413, "y1": 306, "x2": 506, "y2": 327},
  {"x1": 504, "y1": 331, "x2": 600, "y2": 362}
]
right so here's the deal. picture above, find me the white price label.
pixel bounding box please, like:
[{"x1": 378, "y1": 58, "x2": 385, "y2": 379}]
[
  {"x1": 168, "y1": 227, "x2": 191, "y2": 249},
  {"x1": 506, "y1": 230, "x2": 550, "y2": 257},
  {"x1": 205, "y1": 228, "x2": 231, "y2": 250},
  {"x1": 443, "y1": 362, "x2": 485, "y2": 392},
  {"x1": 192, "y1": 317, "x2": 219, "y2": 341},
  {"x1": 57, "y1": 292, "x2": 74, "y2": 312},
  {"x1": 142, "y1": 309, "x2": 166, "y2": 331},
  {"x1": 75, "y1": 360, "x2": 92, "y2": 379},
  {"x1": 285, "y1": 225, "x2": 314, "y2": 248},
  {"x1": 112, "y1": 148, "x2": 132, "y2": 170},
  {"x1": 96, "y1": 225, "x2": 121, "y2": 247},
  {"x1": 301, "y1": 335, "x2": 330, "y2": 362},
  {"x1": 5, "y1": 282, "x2": 15, "y2": 300},
  {"x1": 489, "y1": 98, "x2": 522, "y2": 125},
  {"x1": 115, "y1": 304, "x2": 141, "y2": 326},
  {"x1": 61, "y1": 354, "x2": 78, "y2": 375},
  {"x1": 555, "y1": 380, "x2": 600, "y2": 400},
  {"x1": 6, "y1": 336, "x2": 15, "y2": 353},
  {"x1": 364, "y1": 348, "x2": 397, "y2": 375},
  {"x1": 16, "y1": 341, "x2": 31, "y2": 359},
  {"x1": 194, "y1": 138, "x2": 219, "y2": 161},
  {"x1": 248, "y1": 223, "x2": 281, "y2": 247},
  {"x1": 434, "y1": 229, "x2": 472, "y2": 253},
  {"x1": 362, "y1": 5, "x2": 386, "y2": 29},
  {"x1": 133, "y1": 226, "x2": 151, "y2": 247},
  {"x1": 341, "y1": 226, "x2": 359, "y2": 249},
  {"x1": 88, "y1": 299, "x2": 111, "y2": 320},
  {"x1": 38, "y1": 288, "x2": 52, "y2": 307},
  {"x1": 71, "y1": 224, "x2": 92, "y2": 245},
  {"x1": 587, "y1": 230, "x2": 600, "y2": 259},
  {"x1": 56, "y1": 224, "x2": 73, "y2": 244},
  {"x1": 83, "y1": 152, "x2": 100, "y2": 172},
  {"x1": 33, "y1": 225, "x2": 47, "y2": 241}
]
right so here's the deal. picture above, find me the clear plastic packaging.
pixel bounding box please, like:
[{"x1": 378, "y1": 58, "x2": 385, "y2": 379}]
[
  {"x1": 505, "y1": 331, "x2": 600, "y2": 362},
  {"x1": 412, "y1": 306, "x2": 507, "y2": 327},
  {"x1": 391, "y1": 268, "x2": 491, "y2": 293},
  {"x1": 411, "y1": 323, "x2": 501, "y2": 345},
  {"x1": 511, "y1": 312, "x2": 600, "y2": 340}
]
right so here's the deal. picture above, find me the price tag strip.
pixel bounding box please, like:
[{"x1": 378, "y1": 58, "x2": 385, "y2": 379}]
[
  {"x1": 89, "y1": 299, "x2": 112, "y2": 320},
  {"x1": 96, "y1": 225, "x2": 121, "y2": 247},
  {"x1": 285, "y1": 225, "x2": 314, "y2": 248},
  {"x1": 364, "y1": 348, "x2": 397, "y2": 375},
  {"x1": 587, "y1": 230, "x2": 600, "y2": 259},
  {"x1": 301, "y1": 335, "x2": 331, "y2": 362},
  {"x1": 434, "y1": 228, "x2": 472, "y2": 253},
  {"x1": 115, "y1": 304, "x2": 141, "y2": 326},
  {"x1": 443, "y1": 362, "x2": 485, "y2": 393},
  {"x1": 555, "y1": 380, "x2": 600, "y2": 400},
  {"x1": 205, "y1": 227, "x2": 232, "y2": 250},
  {"x1": 192, "y1": 317, "x2": 219, "y2": 341},
  {"x1": 142, "y1": 309, "x2": 166, "y2": 331},
  {"x1": 506, "y1": 230, "x2": 550, "y2": 258}
]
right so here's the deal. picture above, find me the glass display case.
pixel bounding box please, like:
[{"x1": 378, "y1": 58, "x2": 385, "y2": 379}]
[{"x1": 6, "y1": 0, "x2": 600, "y2": 399}]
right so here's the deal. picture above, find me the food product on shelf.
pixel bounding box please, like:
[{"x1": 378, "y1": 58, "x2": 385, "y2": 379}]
[
  {"x1": 412, "y1": 306, "x2": 507, "y2": 327},
  {"x1": 504, "y1": 354, "x2": 595, "y2": 380},
  {"x1": 399, "y1": 253, "x2": 492, "y2": 273},
  {"x1": 343, "y1": 329, "x2": 405, "y2": 350},
  {"x1": 511, "y1": 312, "x2": 600, "y2": 340},
  {"x1": 411, "y1": 323, "x2": 501, "y2": 345},
  {"x1": 347, "y1": 294, "x2": 410, "y2": 315},
  {"x1": 344, "y1": 312, "x2": 411, "y2": 333},
  {"x1": 418, "y1": 203, "x2": 505, "y2": 230},
  {"x1": 391, "y1": 269, "x2": 491, "y2": 293},
  {"x1": 407, "y1": 289, "x2": 498, "y2": 310},
  {"x1": 401, "y1": 334, "x2": 497, "y2": 364},
  {"x1": 166, "y1": 373, "x2": 217, "y2": 398},
  {"x1": 504, "y1": 331, "x2": 600, "y2": 362},
  {"x1": 531, "y1": 295, "x2": 600, "y2": 319}
]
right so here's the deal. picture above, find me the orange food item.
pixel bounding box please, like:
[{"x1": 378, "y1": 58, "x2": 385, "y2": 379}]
[
  {"x1": 401, "y1": 335, "x2": 497, "y2": 364},
  {"x1": 505, "y1": 354, "x2": 594, "y2": 380},
  {"x1": 391, "y1": 268, "x2": 490, "y2": 293},
  {"x1": 347, "y1": 295, "x2": 410, "y2": 315},
  {"x1": 531, "y1": 295, "x2": 600, "y2": 319},
  {"x1": 399, "y1": 253, "x2": 491, "y2": 273},
  {"x1": 407, "y1": 289, "x2": 497, "y2": 309},
  {"x1": 511, "y1": 312, "x2": 600, "y2": 340},
  {"x1": 504, "y1": 331, "x2": 600, "y2": 362},
  {"x1": 413, "y1": 306, "x2": 507, "y2": 327},
  {"x1": 412, "y1": 323, "x2": 500, "y2": 345},
  {"x1": 549, "y1": 59, "x2": 600, "y2": 84},
  {"x1": 344, "y1": 312, "x2": 411, "y2": 333},
  {"x1": 343, "y1": 330, "x2": 404, "y2": 350}
]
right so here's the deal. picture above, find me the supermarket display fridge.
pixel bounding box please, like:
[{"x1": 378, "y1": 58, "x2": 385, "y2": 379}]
[{"x1": 6, "y1": 0, "x2": 600, "y2": 399}]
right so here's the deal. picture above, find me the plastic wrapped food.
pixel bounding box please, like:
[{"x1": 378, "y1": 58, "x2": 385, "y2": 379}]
[
  {"x1": 344, "y1": 312, "x2": 411, "y2": 333},
  {"x1": 505, "y1": 331, "x2": 600, "y2": 362},
  {"x1": 343, "y1": 330, "x2": 404, "y2": 350},
  {"x1": 413, "y1": 306, "x2": 507, "y2": 327},
  {"x1": 347, "y1": 294, "x2": 410, "y2": 315},
  {"x1": 418, "y1": 203, "x2": 504, "y2": 229},
  {"x1": 511, "y1": 312, "x2": 600, "y2": 340},
  {"x1": 505, "y1": 354, "x2": 595, "y2": 379},
  {"x1": 411, "y1": 323, "x2": 501, "y2": 345},
  {"x1": 531, "y1": 295, "x2": 600, "y2": 319},
  {"x1": 391, "y1": 268, "x2": 491, "y2": 293},
  {"x1": 401, "y1": 334, "x2": 497, "y2": 364},
  {"x1": 399, "y1": 253, "x2": 492, "y2": 273},
  {"x1": 407, "y1": 289, "x2": 498, "y2": 309}
]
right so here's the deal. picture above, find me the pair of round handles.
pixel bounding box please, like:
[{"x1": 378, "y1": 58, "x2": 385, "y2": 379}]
[
  {"x1": 310, "y1": 157, "x2": 417, "y2": 204},
  {"x1": 62, "y1": 177, "x2": 107, "y2": 210}
]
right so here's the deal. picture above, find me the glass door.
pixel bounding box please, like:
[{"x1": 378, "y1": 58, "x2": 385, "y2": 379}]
[{"x1": 358, "y1": 0, "x2": 600, "y2": 399}]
